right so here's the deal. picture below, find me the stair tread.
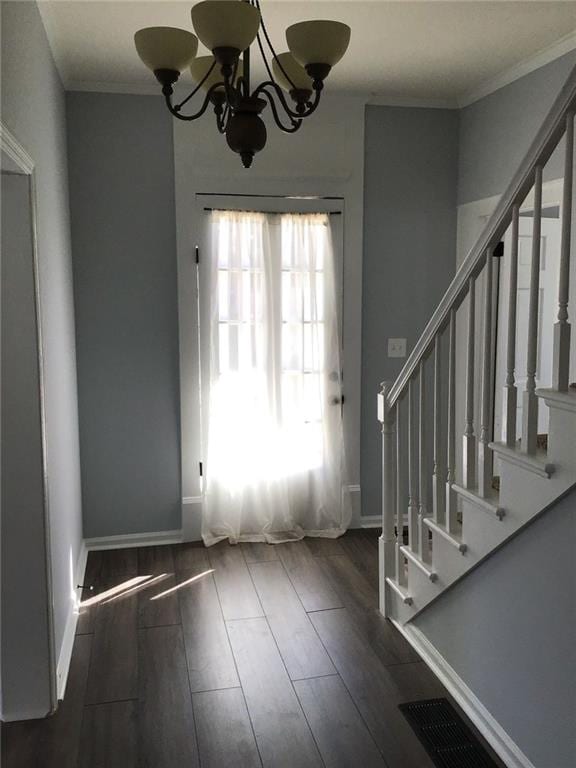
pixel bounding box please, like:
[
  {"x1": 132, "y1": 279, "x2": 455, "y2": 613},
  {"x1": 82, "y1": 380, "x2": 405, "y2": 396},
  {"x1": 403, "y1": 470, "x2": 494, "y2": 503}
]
[
  {"x1": 385, "y1": 576, "x2": 414, "y2": 605},
  {"x1": 489, "y1": 441, "x2": 554, "y2": 478},
  {"x1": 452, "y1": 484, "x2": 505, "y2": 519},
  {"x1": 423, "y1": 518, "x2": 467, "y2": 554},
  {"x1": 536, "y1": 387, "x2": 576, "y2": 414},
  {"x1": 399, "y1": 545, "x2": 438, "y2": 582}
]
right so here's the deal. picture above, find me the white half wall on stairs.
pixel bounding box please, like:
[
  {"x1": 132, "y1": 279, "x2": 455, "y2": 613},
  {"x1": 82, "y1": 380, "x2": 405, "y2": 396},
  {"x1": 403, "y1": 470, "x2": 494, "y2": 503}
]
[{"x1": 412, "y1": 485, "x2": 576, "y2": 768}]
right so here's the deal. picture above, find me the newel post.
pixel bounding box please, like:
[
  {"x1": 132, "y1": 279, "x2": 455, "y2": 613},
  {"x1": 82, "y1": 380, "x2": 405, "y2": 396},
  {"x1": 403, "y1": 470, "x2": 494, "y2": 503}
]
[{"x1": 377, "y1": 381, "x2": 396, "y2": 617}]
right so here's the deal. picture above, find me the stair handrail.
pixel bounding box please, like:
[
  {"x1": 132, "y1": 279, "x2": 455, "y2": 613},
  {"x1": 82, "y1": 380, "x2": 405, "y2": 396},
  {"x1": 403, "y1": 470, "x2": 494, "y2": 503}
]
[{"x1": 387, "y1": 62, "x2": 576, "y2": 408}]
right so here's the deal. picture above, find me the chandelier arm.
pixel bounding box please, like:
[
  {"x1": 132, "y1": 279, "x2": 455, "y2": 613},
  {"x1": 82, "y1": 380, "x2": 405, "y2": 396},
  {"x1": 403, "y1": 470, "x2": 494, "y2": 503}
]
[
  {"x1": 253, "y1": 0, "x2": 297, "y2": 91},
  {"x1": 295, "y1": 86, "x2": 322, "y2": 118},
  {"x1": 255, "y1": 32, "x2": 276, "y2": 86},
  {"x1": 260, "y1": 88, "x2": 302, "y2": 133},
  {"x1": 176, "y1": 60, "x2": 217, "y2": 111},
  {"x1": 216, "y1": 103, "x2": 230, "y2": 134},
  {"x1": 164, "y1": 85, "x2": 219, "y2": 121},
  {"x1": 223, "y1": 59, "x2": 241, "y2": 110},
  {"x1": 252, "y1": 80, "x2": 321, "y2": 121}
]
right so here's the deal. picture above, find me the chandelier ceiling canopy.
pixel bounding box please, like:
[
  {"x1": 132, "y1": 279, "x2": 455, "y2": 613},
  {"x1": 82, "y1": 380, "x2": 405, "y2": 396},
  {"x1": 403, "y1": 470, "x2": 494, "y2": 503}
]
[{"x1": 134, "y1": 0, "x2": 351, "y2": 168}]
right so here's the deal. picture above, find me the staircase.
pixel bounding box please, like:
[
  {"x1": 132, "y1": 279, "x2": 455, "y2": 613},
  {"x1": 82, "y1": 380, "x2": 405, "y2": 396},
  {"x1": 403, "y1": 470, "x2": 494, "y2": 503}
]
[{"x1": 377, "y1": 68, "x2": 576, "y2": 629}]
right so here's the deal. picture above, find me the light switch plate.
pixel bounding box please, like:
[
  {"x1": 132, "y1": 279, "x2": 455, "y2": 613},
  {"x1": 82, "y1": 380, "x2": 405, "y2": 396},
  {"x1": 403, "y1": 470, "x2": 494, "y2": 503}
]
[{"x1": 388, "y1": 338, "x2": 407, "y2": 358}]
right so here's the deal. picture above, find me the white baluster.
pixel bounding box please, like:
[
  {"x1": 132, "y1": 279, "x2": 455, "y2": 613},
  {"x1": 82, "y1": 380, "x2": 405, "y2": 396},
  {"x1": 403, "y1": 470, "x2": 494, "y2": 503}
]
[
  {"x1": 553, "y1": 112, "x2": 574, "y2": 392},
  {"x1": 522, "y1": 166, "x2": 543, "y2": 454},
  {"x1": 378, "y1": 382, "x2": 396, "y2": 615},
  {"x1": 432, "y1": 334, "x2": 446, "y2": 525},
  {"x1": 446, "y1": 309, "x2": 458, "y2": 532},
  {"x1": 418, "y1": 360, "x2": 430, "y2": 563},
  {"x1": 478, "y1": 250, "x2": 495, "y2": 496},
  {"x1": 463, "y1": 276, "x2": 476, "y2": 489},
  {"x1": 408, "y1": 377, "x2": 420, "y2": 554},
  {"x1": 396, "y1": 396, "x2": 407, "y2": 587},
  {"x1": 503, "y1": 205, "x2": 520, "y2": 447}
]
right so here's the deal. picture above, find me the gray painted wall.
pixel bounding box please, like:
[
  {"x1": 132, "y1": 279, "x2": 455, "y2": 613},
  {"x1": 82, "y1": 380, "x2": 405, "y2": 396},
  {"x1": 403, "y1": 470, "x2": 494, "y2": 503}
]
[
  {"x1": 1, "y1": 173, "x2": 53, "y2": 718},
  {"x1": 67, "y1": 92, "x2": 181, "y2": 538},
  {"x1": 172, "y1": 91, "x2": 366, "y2": 531},
  {"x1": 1, "y1": 0, "x2": 82, "y2": 701},
  {"x1": 361, "y1": 106, "x2": 459, "y2": 518},
  {"x1": 458, "y1": 50, "x2": 576, "y2": 204},
  {"x1": 415, "y1": 488, "x2": 576, "y2": 768}
]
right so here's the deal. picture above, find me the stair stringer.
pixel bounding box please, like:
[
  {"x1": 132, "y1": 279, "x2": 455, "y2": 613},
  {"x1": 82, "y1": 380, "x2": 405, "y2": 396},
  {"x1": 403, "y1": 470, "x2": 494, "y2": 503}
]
[
  {"x1": 386, "y1": 394, "x2": 576, "y2": 624},
  {"x1": 391, "y1": 484, "x2": 576, "y2": 768},
  {"x1": 388, "y1": 483, "x2": 576, "y2": 631}
]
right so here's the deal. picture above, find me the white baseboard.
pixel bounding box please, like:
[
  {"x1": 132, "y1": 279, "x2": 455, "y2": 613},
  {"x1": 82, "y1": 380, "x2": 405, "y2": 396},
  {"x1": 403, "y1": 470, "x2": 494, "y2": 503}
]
[
  {"x1": 55, "y1": 541, "x2": 87, "y2": 700},
  {"x1": 84, "y1": 529, "x2": 183, "y2": 551},
  {"x1": 182, "y1": 496, "x2": 203, "y2": 542},
  {"x1": 391, "y1": 620, "x2": 536, "y2": 768},
  {"x1": 357, "y1": 515, "x2": 382, "y2": 529},
  {"x1": 1, "y1": 705, "x2": 52, "y2": 723}
]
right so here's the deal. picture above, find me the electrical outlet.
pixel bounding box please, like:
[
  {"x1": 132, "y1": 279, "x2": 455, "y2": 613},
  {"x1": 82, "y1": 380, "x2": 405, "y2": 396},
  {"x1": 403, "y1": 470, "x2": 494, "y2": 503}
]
[{"x1": 388, "y1": 338, "x2": 407, "y2": 358}]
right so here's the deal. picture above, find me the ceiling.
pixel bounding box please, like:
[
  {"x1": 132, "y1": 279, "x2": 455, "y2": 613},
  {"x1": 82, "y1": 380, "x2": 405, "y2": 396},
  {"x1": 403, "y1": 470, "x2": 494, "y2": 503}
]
[{"x1": 37, "y1": 1, "x2": 576, "y2": 106}]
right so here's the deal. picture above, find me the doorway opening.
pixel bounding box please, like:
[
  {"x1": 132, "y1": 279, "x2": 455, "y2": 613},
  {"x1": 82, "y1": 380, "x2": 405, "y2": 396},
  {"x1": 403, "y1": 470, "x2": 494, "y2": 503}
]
[{"x1": 195, "y1": 196, "x2": 350, "y2": 544}]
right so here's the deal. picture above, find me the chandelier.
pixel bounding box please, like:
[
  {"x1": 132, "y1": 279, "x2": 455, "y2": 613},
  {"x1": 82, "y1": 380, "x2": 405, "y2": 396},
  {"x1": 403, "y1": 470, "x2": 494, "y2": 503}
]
[{"x1": 134, "y1": 1, "x2": 350, "y2": 168}]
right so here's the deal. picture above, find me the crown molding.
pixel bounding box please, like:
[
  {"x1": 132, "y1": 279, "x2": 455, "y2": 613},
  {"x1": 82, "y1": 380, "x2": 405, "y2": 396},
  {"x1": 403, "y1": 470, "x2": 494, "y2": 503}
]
[
  {"x1": 66, "y1": 80, "x2": 168, "y2": 96},
  {"x1": 366, "y1": 94, "x2": 457, "y2": 109},
  {"x1": 458, "y1": 29, "x2": 576, "y2": 108}
]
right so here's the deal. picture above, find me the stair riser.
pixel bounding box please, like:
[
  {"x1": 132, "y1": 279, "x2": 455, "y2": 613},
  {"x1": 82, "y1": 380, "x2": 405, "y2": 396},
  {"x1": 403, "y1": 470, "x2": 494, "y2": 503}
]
[
  {"x1": 498, "y1": 459, "x2": 573, "y2": 515},
  {"x1": 547, "y1": 407, "x2": 576, "y2": 471},
  {"x1": 429, "y1": 532, "x2": 469, "y2": 584},
  {"x1": 386, "y1": 581, "x2": 417, "y2": 624},
  {"x1": 406, "y1": 560, "x2": 442, "y2": 607},
  {"x1": 460, "y1": 499, "x2": 503, "y2": 556}
]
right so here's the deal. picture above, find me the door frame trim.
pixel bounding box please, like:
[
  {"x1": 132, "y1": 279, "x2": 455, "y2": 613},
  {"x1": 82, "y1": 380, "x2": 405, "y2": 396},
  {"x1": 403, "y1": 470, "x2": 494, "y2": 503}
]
[{"x1": 1, "y1": 121, "x2": 57, "y2": 716}]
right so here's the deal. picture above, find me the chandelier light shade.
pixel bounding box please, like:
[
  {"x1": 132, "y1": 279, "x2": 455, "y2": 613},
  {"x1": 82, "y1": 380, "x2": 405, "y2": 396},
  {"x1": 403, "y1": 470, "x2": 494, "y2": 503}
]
[
  {"x1": 191, "y1": 56, "x2": 244, "y2": 92},
  {"x1": 286, "y1": 20, "x2": 351, "y2": 68},
  {"x1": 134, "y1": 27, "x2": 198, "y2": 72},
  {"x1": 191, "y1": 1, "x2": 261, "y2": 54},
  {"x1": 134, "y1": 0, "x2": 351, "y2": 168},
  {"x1": 272, "y1": 52, "x2": 312, "y2": 94}
]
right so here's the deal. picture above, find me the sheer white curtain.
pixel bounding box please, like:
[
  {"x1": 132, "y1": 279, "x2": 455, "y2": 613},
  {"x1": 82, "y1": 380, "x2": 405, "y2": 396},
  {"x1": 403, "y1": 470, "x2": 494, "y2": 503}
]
[{"x1": 202, "y1": 209, "x2": 351, "y2": 545}]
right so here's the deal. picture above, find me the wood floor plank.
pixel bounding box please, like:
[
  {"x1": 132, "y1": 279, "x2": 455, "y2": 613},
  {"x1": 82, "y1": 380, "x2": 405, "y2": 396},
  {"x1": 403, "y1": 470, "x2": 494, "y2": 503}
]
[
  {"x1": 338, "y1": 532, "x2": 380, "y2": 587},
  {"x1": 207, "y1": 543, "x2": 263, "y2": 620},
  {"x1": 138, "y1": 544, "x2": 175, "y2": 576},
  {"x1": 77, "y1": 700, "x2": 137, "y2": 768},
  {"x1": 276, "y1": 542, "x2": 343, "y2": 612},
  {"x1": 240, "y1": 542, "x2": 279, "y2": 564},
  {"x1": 193, "y1": 688, "x2": 262, "y2": 768},
  {"x1": 294, "y1": 675, "x2": 386, "y2": 768},
  {"x1": 317, "y1": 554, "x2": 379, "y2": 610},
  {"x1": 344, "y1": 605, "x2": 419, "y2": 666},
  {"x1": 138, "y1": 625, "x2": 199, "y2": 768},
  {"x1": 361, "y1": 529, "x2": 381, "y2": 549},
  {"x1": 138, "y1": 574, "x2": 180, "y2": 628},
  {"x1": 179, "y1": 570, "x2": 239, "y2": 692},
  {"x1": 249, "y1": 561, "x2": 335, "y2": 680},
  {"x1": 172, "y1": 542, "x2": 210, "y2": 573},
  {"x1": 317, "y1": 554, "x2": 418, "y2": 665},
  {"x1": 4, "y1": 634, "x2": 92, "y2": 768},
  {"x1": 85, "y1": 576, "x2": 138, "y2": 704},
  {"x1": 98, "y1": 548, "x2": 138, "y2": 580},
  {"x1": 303, "y1": 537, "x2": 346, "y2": 557},
  {"x1": 227, "y1": 618, "x2": 323, "y2": 768},
  {"x1": 310, "y1": 608, "x2": 437, "y2": 768}
]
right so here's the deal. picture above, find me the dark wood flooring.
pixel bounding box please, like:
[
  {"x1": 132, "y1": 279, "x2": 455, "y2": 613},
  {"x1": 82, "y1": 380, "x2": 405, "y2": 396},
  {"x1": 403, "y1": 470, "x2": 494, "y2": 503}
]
[{"x1": 2, "y1": 530, "x2": 503, "y2": 768}]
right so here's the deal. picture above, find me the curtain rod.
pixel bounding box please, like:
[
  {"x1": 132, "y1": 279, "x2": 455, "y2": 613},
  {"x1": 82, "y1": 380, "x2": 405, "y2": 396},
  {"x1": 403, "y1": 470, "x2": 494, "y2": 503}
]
[
  {"x1": 203, "y1": 207, "x2": 342, "y2": 215},
  {"x1": 197, "y1": 192, "x2": 343, "y2": 200}
]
